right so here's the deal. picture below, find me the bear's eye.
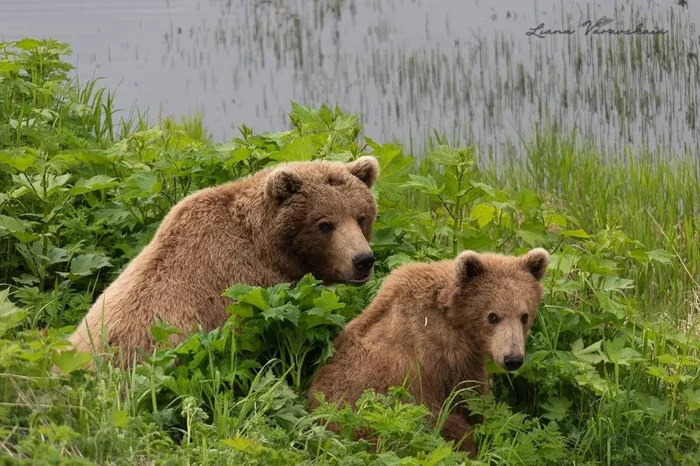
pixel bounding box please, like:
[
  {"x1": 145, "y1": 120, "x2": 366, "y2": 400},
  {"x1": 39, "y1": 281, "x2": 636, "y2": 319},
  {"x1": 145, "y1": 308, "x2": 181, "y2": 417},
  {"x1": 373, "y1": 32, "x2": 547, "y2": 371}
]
[
  {"x1": 521, "y1": 313, "x2": 529, "y2": 325},
  {"x1": 488, "y1": 313, "x2": 499, "y2": 324},
  {"x1": 357, "y1": 215, "x2": 366, "y2": 228},
  {"x1": 318, "y1": 222, "x2": 335, "y2": 233}
]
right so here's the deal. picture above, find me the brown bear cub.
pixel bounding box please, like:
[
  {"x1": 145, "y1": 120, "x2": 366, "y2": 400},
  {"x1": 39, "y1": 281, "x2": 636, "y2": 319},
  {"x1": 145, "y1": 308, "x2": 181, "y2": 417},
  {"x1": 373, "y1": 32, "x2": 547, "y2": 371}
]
[
  {"x1": 68, "y1": 156, "x2": 380, "y2": 366},
  {"x1": 307, "y1": 248, "x2": 549, "y2": 456}
]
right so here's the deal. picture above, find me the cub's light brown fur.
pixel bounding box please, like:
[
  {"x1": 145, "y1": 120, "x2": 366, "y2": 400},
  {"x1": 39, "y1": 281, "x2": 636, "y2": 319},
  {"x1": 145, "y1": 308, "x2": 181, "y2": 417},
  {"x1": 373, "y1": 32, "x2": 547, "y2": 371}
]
[
  {"x1": 68, "y1": 157, "x2": 380, "y2": 366},
  {"x1": 307, "y1": 248, "x2": 549, "y2": 456}
]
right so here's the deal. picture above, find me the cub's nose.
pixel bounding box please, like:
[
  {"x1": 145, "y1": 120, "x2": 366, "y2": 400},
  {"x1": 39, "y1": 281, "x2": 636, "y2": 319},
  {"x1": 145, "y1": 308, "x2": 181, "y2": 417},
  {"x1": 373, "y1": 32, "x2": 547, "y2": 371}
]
[
  {"x1": 503, "y1": 354, "x2": 523, "y2": 371},
  {"x1": 352, "y1": 253, "x2": 375, "y2": 275}
]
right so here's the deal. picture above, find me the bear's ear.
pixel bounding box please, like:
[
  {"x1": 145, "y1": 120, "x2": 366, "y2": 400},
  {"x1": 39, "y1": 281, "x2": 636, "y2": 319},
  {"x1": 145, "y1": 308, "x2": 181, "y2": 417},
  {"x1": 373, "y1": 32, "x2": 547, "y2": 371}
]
[
  {"x1": 346, "y1": 156, "x2": 380, "y2": 188},
  {"x1": 455, "y1": 250, "x2": 484, "y2": 284},
  {"x1": 522, "y1": 248, "x2": 549, "y2": 280},
  {"x1": 266, "y1": 167, "x2": 303, "y2": 201}
]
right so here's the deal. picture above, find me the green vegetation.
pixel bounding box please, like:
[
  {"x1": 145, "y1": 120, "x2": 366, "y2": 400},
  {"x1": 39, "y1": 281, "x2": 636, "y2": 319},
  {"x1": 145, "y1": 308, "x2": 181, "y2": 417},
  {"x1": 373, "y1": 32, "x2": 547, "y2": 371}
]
[{"x1": 0, "y1": 39, "x2": 698, "y2": 465}]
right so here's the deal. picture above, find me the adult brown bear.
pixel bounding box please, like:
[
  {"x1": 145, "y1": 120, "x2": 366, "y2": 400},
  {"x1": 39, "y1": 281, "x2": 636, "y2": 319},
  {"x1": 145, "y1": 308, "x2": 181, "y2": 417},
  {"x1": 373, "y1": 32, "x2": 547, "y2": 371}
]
[{"x1": 68, "y1": 156, "x2": 380, "y2": 367}]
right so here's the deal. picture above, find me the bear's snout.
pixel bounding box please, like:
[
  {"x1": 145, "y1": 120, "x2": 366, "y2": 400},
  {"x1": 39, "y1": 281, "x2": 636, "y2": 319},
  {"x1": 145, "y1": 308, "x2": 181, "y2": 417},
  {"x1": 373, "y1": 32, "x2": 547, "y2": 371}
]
[
  {"x1": 503, "y1": 354, "x2": 523, "y2": 371},
  {"x1": 352, "y1": 253, "x2": 375, "y2": 277}
]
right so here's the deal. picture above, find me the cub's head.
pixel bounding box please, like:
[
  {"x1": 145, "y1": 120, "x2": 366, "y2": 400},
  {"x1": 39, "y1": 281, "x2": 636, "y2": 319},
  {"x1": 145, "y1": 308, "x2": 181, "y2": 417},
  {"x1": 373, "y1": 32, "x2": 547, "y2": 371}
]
[
  {"x1": 265, "y1": 156, "x2": 379, "y2": 285},
  {"x1": 449, "y1": 248, "x2": 549, "y2": 372}
]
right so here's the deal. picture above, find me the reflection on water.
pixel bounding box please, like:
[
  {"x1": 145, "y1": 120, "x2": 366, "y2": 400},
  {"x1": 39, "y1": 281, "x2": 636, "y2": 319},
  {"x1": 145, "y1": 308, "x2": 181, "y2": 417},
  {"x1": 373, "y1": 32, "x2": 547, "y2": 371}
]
[{"x1": 1, "y1": 0, "x2": 699, "y2": 160}]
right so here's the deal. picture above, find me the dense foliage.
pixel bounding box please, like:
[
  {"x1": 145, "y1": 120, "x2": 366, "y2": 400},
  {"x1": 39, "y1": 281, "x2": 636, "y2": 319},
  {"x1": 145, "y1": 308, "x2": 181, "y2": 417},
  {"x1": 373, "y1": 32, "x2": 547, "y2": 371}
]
[{"x1": 0, "y1": 39, "x2": 698, "y2": 465}]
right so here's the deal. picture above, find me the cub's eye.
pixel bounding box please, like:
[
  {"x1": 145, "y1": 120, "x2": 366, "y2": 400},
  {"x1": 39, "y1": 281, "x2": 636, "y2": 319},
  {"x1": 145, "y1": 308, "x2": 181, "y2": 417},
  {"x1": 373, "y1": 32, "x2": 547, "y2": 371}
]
[
  {"x1": 488, "y1": 313, "x2": 499, "y2": 324},
  {"x1": 318, "y1": 222, "x2": 335, "y2": 233},
  {"x1": 521, "y1": 313, "x2": 529, "y2": 325},
  {"x1": 357, "y1": 215, "x2": 366, "y2": 227}
]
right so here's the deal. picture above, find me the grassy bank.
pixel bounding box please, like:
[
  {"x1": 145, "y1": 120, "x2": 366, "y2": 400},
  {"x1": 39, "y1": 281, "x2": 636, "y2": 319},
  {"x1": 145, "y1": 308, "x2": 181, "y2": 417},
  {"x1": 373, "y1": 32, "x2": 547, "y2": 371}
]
[
  {"x1": 0, "y1": 39, "x2": 698, "y2": 465},
  {"x1": 487, "y1": 131, "x2": 699, "y2": 327}
]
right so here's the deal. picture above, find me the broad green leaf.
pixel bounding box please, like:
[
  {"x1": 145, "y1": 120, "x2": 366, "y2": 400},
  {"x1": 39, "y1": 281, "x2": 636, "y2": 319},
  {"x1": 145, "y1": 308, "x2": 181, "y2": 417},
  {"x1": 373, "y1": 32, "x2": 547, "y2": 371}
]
[
  {"x1": 237, "y1": 288, "x2": 270, "y2": 311},
  {"x1": 540, "y1": 397, "x2": 572, "y2": 421},
  {"x1": 684, "y1": 388, "x2": 700, "y2": 411},
  {"x1": 0, "y1": 60, "x2": 22, "y2": 72},
  {"x1": 229, "y1": 147, "x2": 251, "y2": 164},
  {"x1": 571, "y1": 338, "x2": 606, "y2": 365},
  {"x1": 470, "y1": 203, "x2": 496, "y2": 228},
  {"x1": 470, "y1": 182, "x2": 497, "y2": 198},
  {"x1": 261, "y1": 303, "x2": 301, "y2": 326},
  {"x1": 231, "y1": 302, "x2": 255, "y2": 319},
  {"x1": 11, "y1": 173, "x2": 71, "y2": 200},
  {"x1": 69, "y1": 175, "x2": 118, "y2": 195},
  {"x1": 52, "y1": 349, "x2": 93, "y2": 374},
  {"x1": 121, "y1": 172, "x2": 161, "y2": 199},
  {"x1": 174, "y1": 334, "x2": 201, "y2": 354},
  {"x1": 517, "y1": 189, "x2": 541, "y2": 212},
  {"x1": 516, "y1": 228, "x2": 547, "y2": 247},
  {"x1": 600, "y1": 275, "x2": 635, "y2": 293},
  {"x1": 318, "y1": 104, "x2": 334, "y2": 125},
  {"x1": 290, "y1": 101, "x2": 323, "y2": 126},
  {"x1": 646, "y1": 365, "x2": 669, "y2": 379},
  {"x1": 655, "y1": 354, "x2": 677, "y2": 365},
  {"x1": 331, "y1": 113, "x2": 360, "y2": 134},
  {"x1": 0, "y1": 289, "x2": 27, "y2": 337},
  {"x1": 151, "y1": 322, "x2": 183, "y2": 344},
  {"x1": 312, "y1": 290, "x2": 346, "y2": 313},
  {"x1": 647, "y1": 249, "x2": 673, "y2": 264},
  {"x1": 223, "y1": 283, "x2": 254, "y2": 299},
  {"x1": 15, "y1": 38, "x2": 43, "y2": 50},
  {"x1": 425, "y1": 444, "x2": 455, "y2": 463},
  {"x1": 426, "y1": 145, "x2": 461, "y2": 166},
  {"x1": 0, "y1": 152, "x2": 35, "y2": 172},
  {"x1": 323, "y1": 151, "x2": 353, "y2": 162},
  {"x1": 213, "y1": 142, "x2": 237, "y2": 153},
  {"x1": 270, "y1": 135, "x2": 318, "y2": 161},
  {"x1": 58, "y1": 253, "x2": 111, "y2": 278},
  {"x1": 629, "y1": 248, "x2": 648, "y2": 262},
  {"x1": 603, "y1": 336, "x2": 642, "y2": 365},
  {"x1": 0, "y1": 214, "x2": 28, "y2": 233},
  {"x1": 113, "y1": 410, "x2": 129, "y2": 428},
  {"x1": 47, "y1": 247, "x2": 69, "y2": 265},
  {"x1": 632, "y1": 393, "x2": 669, "y2": 418},
  {"x1": 572, "y1": 364, "x2": 609, "y2": 395},
  {"x1": 46, "y1": 173, "x2": 71, "y2": 197},
  {"x1": 402, "y1": 174, "x2": 442, "y2": 195},
  {"x1": 560, "y1": 229, "x2": 589, "y2": 239},
  {"x1": 545, "y1": 213, "x2": 568, "y2": 227},
  {"x1": 548, "y1": 253, "x2": 579, "y2": 274},
  {"x1": 221, "y1": 437, "x2": 263, "y2": 452}
]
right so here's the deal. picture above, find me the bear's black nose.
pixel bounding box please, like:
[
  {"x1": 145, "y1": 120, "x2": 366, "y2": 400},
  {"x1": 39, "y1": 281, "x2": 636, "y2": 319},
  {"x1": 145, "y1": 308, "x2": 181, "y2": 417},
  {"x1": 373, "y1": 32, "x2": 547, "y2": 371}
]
[
  {"x1": 353, "y1": 253, "x2": 375, "y2": 275},
  {"x1": 503, "y1": 354, "x2": 523, "y2": 371}
]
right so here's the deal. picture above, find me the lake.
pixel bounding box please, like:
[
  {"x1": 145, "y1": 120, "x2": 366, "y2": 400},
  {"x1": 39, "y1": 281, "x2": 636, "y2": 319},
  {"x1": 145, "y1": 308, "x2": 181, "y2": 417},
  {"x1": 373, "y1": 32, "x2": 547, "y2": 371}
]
[{"x1": 1, "y1": 0, "x2": 698, "y2": 161}]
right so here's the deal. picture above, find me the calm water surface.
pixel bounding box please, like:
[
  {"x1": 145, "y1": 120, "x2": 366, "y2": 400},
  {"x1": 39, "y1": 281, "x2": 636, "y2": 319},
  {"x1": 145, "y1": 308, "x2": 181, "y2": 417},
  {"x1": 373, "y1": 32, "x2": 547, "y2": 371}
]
[{"x1": 1, "y1": 0, "x2": 699, "y2": 160}]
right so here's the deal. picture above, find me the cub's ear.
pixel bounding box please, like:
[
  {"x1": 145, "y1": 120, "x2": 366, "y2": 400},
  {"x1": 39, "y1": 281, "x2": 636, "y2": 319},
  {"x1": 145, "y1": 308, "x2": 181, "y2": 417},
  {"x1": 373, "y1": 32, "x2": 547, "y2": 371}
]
[
  {"x1": 347, "y1": 156, "x2": 380, "y2": 188},
  {"x1": 455, "y1": 250, "x2": 484, "y2": 284},
  {"x1": 522, "y1": 248, "x2": 549, "y2": 280},
  {"x1": 266, "y1": 167, "x2": 302, "y2": 201}
]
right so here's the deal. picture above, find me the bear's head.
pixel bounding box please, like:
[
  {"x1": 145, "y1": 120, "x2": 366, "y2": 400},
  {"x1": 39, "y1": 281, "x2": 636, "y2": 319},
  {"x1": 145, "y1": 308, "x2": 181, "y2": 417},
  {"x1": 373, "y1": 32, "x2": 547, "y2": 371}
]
[
  {"x1": 448, "y1": 248, "x2": 549, "y2": 372},
  {"x1": 265, "y1": 156, "x2": 379, "y2": 285}
]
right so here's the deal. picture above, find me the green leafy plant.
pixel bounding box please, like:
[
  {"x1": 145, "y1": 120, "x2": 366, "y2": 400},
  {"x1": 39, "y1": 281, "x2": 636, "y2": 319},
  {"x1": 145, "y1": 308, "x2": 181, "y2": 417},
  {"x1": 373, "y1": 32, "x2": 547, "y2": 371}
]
[{"x1": 0, "y1": 38, "x2": 698, "y2": 465}]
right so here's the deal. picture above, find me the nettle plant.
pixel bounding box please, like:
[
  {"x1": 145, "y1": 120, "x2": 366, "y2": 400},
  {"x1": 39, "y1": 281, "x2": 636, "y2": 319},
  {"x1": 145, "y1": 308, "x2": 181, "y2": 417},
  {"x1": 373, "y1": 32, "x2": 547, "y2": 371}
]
[{"x1": 142, "y1": 276, "x2": 367, "y2": 395}]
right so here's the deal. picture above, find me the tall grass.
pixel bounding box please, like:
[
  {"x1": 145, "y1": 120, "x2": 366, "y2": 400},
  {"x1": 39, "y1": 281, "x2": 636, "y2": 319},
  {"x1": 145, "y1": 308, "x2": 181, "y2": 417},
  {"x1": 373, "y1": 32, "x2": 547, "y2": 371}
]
[{"x1": 484, "y1": 129, "x2": 700, "y2": 327}]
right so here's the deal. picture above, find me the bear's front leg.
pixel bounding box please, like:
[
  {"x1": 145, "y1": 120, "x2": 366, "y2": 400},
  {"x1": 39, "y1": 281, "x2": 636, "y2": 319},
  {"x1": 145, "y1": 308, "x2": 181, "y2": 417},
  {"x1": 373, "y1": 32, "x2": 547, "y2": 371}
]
[{"x1": 438, "y1": 412, "x2": 477, "y2": 457}]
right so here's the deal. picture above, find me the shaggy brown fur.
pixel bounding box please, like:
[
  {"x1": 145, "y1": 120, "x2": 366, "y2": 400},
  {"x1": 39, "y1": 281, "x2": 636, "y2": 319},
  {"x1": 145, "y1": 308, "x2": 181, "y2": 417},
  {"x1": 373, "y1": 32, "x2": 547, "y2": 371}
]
[
  {"x1": 307, "y1": 248, "x2": 549, "y2": 456},
  {"x1": 68, "y1": 156, "x2": 380, "y2": 366}
]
